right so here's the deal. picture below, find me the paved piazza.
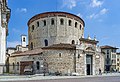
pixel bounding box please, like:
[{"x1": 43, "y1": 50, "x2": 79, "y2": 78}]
[{"x1": 3, "y1": 76, "x2": 120, "y2": 82}]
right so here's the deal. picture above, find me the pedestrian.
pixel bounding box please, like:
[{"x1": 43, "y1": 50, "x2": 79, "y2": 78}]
[{"x1": 99, "y1": 68, "x2": 102, "y2": 75}]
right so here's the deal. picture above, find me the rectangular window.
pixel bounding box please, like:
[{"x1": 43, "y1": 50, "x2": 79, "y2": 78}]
[
  {"x1": 107, "y1": 55, "x2": 109, "y2": 59},
  {"x1": 117, "y1": 58, "x2": 119, "y2": 61},
  {"x1": 112, "y1": 60, "x2": 116, "y2": 64},
  {"x1": 117, "y1": 63, "x2": 119, "y2": 66},
  {"x1": 112, "y1": 54, "x2": 116, "y2": 58},
  {"x1": 107, "y1": 50, "x2": 109, "y2": 54}
]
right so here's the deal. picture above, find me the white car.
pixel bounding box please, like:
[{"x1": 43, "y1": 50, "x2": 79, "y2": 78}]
[
  {"x1": 24, "y1": 65, "x2": 33, "y2": 75},
  {"x1": 71, "y1": 72, "x2": 80, "y2": 76}
]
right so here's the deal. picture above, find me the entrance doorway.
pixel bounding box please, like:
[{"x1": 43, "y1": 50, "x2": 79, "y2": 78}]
[
  {"x1": 86, "y1": 55, "x2": 93, "y2": 75},
  {"x1": 20, "y1": 61, "x2": 33, "y2": 75}
]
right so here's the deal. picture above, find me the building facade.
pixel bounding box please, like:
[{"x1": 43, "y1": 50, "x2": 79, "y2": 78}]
[
  {"x1": 116, "y1": 53, "x2": 120, "y2": 72},
  {"x1": 6, "y1": 35, "x2": 28, "y2": 57},
  {"x1": 9, "y1": 12, "x2": 104, "y2": 75},
  {"x1": 101, "y1": 45, "x2": 118, "y2": 72},
  {"x1": 6, "y1": 35, "x2": 28, "y2": 73},
  {"x1": 0, "y1": 0, "x2": 10, "y2": 74},
  {"x1": 9, "y1": 41, "x2": 104, "y2": 75}
]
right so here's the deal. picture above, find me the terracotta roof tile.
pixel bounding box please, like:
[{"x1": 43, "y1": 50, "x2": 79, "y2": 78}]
[
  {"x1": 12, "y1": 51, "x2": 23, "y2": 54},
  {"x1": 10, "y1": 48, "x2": 43, "y2": 57},
  {"x1": 42, "y1": 43, "x2": 76, "y2": 50},
  {"x1": 10, "y1": 43, "x2": 76, "y2": 57},
  {"x1": 28, "y1": 12, "x2": 85, "y2": 27},
  {"x1": 101, "y1": 45, "x2": 118, "y2": 49}
]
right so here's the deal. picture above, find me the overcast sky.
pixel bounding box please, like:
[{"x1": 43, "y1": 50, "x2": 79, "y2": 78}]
[{"x1": 7, "y1": 0, "x2": 120, "y2": 51}]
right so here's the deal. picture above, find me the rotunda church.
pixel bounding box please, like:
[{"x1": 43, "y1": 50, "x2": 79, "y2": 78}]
[
  {"x1": 28, "y1": 12, "x2": 85, "y2": 49},
  {"x1": 9, "y1": 12, "x2": 104, "y2": 76}
]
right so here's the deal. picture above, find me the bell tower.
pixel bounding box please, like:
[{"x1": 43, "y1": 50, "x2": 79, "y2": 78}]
[
  {"x1": 0, "y1": 0, "x2": 10, "y2": 74},
  {"x1": 21, "y1": 35, "x2": 27, "y2": 47}
]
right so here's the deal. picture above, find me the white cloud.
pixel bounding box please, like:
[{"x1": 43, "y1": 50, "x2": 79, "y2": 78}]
[
  {"x1": 7, "y1": 41, "x2": 21, "y2": 47},
  {"x1": 88, "y1": 8, "x2": 108, "y2": 19},
  {"x1": 62, "y1": 0, "x2": 77, "y2": 9},
  {"x1": 88, "y1": 13, "x2": 99, "y2": 19},
  {"x1": 90, "y1": 0, "x2": 103, "y2": 8},
  {"x1": 16, "y1": 8, "x2": 27, "y2": 13},
  {"x1": 89, "y1": 13, "x2": 96, "y2": 19},
  {"x1": 100, "y1": 8, "x2": 108, "y2": 15},
  {"x1": 77, "y1": 13, "x2": 83, "y2": 18}
]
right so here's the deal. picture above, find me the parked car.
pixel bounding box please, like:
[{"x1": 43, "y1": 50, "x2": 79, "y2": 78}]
[
  {"x1": 24, "y1": 65, "x2": 33, "y2": 75},
  {"x1": 55, "y1": 71, "x2": 62, "y2": 76},
  {"x1": 71, "y1": 72, "x2": 80, "y2": 76}
]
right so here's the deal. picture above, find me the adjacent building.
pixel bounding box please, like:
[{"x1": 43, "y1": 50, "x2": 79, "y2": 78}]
[
  {"x1": 116, "y1": 53, "x2": 120, "y2": 72},
  {"x1": 101, "y1": 45, "x2": 118, "y2": 72},
  {"x1": 0, "y1": 0, "x2": 10, "y2": 74},
  {"x1": 6, "y1": 35, "x2": 28, "y2": 73},
  {"x1": 9, "y1": 12, "x2": 104, "y2": 75},
  {"x1": 6, "y1": 35, "x2": 28, "y2": 56}
]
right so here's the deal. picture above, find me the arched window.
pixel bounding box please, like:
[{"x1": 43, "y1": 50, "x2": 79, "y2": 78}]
[
  {"x1": 37, "y1": 21, "x2": 39, "y2": 27},
  {"x1": 60, "y1": 18, "x2": 64, "y2": 25},
  {"x1": 17, "y1": 62, "x2": 19, "y2": 70},
  {"x1": 44, "y1": 39, "x2": 48, "y2": 46},
  {"x1": 72, "y1": 40, "x2": 75, "y2": 44},
  {"x1": 75, "y1": 22, "x2": 77, "y2": 28},
  {"x1": 59, "y1": 53, "x2": 62, "y2": 57},
  {"x1": 80, "y1": 24, "x2": 81, "y2": 30},
  {"x1": 32, "y1": 25, "x2": 34, "y2": 32},
  {"x1": 43, "y1": 20, "x2": 46, "y2": 26},
  {"x1": 23, "y1": 37, "x2": 25, "y2": 42},
  {"x1": 13, "y1": 63, "x2": 15, "y2": 70},
  {"x1": 78, "y1": 54, "x2": 80, "y2": 58},
  {"x1": 51, "y1": 18, "x2": 54, "y2": 25},
  {"x1": 36, "y1": 61, "x2": 40, "y2": 70},
  {"x1": 31, "y1": 42, "x2": 33, "y2": 50},
  {"x1": 68, "y1": 20, "x2": 72, "y2": 26}
]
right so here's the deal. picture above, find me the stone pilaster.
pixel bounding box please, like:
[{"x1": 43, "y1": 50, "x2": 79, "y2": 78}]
[{"x1": 0, "y1": 0, "x2": 10, "y2": 74}]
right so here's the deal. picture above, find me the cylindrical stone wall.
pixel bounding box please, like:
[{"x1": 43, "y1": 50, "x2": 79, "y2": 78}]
[{"x1": 28, "y1": 12, "x2": 85, "y2": 50}]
